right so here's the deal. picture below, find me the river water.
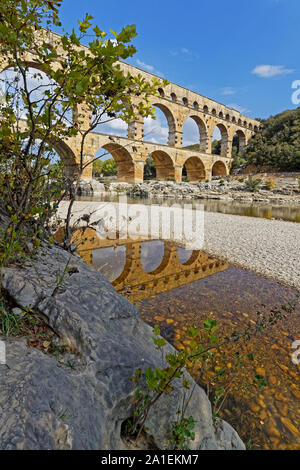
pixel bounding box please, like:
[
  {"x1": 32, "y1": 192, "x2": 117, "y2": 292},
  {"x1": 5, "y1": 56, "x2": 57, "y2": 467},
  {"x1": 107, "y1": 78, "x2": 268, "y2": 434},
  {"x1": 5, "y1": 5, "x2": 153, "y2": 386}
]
[
  {"x1": 77, "y1": 193, "x2": 300, "y2": 223},
  {"x1": 72, "y1": 195, "x2": 300, "y2": 450}
]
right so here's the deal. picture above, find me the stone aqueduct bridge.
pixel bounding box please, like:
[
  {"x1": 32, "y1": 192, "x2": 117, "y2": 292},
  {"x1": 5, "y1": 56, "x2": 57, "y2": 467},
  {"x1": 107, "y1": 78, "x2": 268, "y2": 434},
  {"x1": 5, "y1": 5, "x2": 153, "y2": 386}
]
[
  {"x1": 4, "y1": 30, "x2": 260, "y2": 182},
  {"x1": 71, "y1": 229, "x2": 229, "y2": 302}
]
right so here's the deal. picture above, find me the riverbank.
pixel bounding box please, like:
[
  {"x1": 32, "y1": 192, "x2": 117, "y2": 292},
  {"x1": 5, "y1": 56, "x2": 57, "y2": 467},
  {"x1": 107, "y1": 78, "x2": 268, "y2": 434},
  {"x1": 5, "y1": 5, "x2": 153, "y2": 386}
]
[
  {"x1": 0, "y1": 209, "x2": 244, "y2": 450},
  {"x1": 102, "y1": 175, "x2": 300, "y2": 205}
]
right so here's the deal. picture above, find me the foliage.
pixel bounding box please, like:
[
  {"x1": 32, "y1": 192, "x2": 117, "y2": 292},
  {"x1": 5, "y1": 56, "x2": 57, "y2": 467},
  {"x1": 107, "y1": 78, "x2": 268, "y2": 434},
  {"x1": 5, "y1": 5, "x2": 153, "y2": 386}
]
[
  {"x1": 125, "y1": 302, "x2": 293, "y2": 448},
  {"x1": 0, "y1": 0, "x2": 167, "y2": 263},
  {"x1": 243, "y1": 108, "x2": 300, "y2": 171},
  {"x1": 245, "y1": 176, "x2": 262, "y2": 192},
  {"x1": 144, "y1": 157, "x2": 155, "y2": 179},
  {"x1": 212, "y1": 140, "x2": 221, "y2": 155},
  {"x1": 102, "y1": 158, "x2": 117, "y2": 176},
  {"x1": 231, "y1": 155, "x2": 246, "y2": 171},
  {"x1": 169, "y1": 411, "x2": 195, "y2": 450},
  {"x1": 92, "y1": 159, "x2": 103, "y2": 177},
  {"x1": 265, "y1": 177, "x2": 275, "y2": 190}
]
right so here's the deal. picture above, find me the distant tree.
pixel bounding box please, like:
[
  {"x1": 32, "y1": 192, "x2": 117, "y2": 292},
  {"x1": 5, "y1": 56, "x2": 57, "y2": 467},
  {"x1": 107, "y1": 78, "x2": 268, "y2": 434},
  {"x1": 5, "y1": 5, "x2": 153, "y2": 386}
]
[
  {"x1": 102, "y1": 158, "x2": 117, "y2": 176},
  {"x1": 243, "y1": 108, "x2": 300, "y2": 171},
  {"x1": 93, "y1": 159, "x2": 103, "y2": 177},
  {"x1": 212, "y1": 140, "x2": 221, "y2": 155},
  {"x1": 144, "y1": 157, "x2": 155, "y2": 179}
]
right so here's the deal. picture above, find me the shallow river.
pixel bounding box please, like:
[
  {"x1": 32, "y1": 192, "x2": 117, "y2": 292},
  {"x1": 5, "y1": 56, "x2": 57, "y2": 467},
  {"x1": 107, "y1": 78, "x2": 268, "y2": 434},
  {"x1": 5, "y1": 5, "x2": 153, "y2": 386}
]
[
  {"x1": 77, "y1": 193, "x2": 300, "y2": 223},
  {"x1": 72, "y1": 224, "x2": 300, "y2": 450}
]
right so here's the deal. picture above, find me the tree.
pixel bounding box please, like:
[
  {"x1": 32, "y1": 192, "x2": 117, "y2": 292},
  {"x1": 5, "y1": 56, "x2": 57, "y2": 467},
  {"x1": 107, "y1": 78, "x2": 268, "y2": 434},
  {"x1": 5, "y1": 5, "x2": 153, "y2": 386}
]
[
  {"x1": 242, "y1": 108, "x2": 300, "y2": 171},
  {"x1": 93, "y1": 159, "x2": 103, "y2": 178},
  {"x1": 0, "y1": 0, "x2": 167, "y2": 261},
  {"x1": 212, "y1": 139, "x2": 221, "y2": 155},
  {"x1": 102, "y1": 158, "x2": 117, "y2": 176},
  {"x1": 144, "y1": 156, "x2": 155, "y2": 179}
]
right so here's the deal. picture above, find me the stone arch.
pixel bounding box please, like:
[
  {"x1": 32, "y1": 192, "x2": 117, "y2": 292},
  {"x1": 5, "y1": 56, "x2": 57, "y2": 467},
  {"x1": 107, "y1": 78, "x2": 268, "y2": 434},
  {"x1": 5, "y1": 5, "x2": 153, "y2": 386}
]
[
  {"x1": 203, "y1": 105, "x2": 209, "y2": 113},
  {"x1": 47, "y1": 138, "x2": 79, "y2": 177},
  {"x1": 212, "y1": 160, "x2": 228, "y2": 177},
  {"x1": 212, "y1": 108, "x2": 217, "y2": 116},
  {"x1": 232, "y1": 116, "x2": 236, "y2": 123},
  {"x1": 183, "y1": 115, "x2": 208, "y2": 152},
  {"x1": 235, "y1": 129, "x2": 246, "y2": 154},
  {"x1": 170, "y1": 92, "x2": 177, "y2": 102},
  {"x1": 152, "y1": 103, "x2": 177, "y2": 146},
  {"x1": 249, "y1": 123, "x2": 253, "y2": 130},
  {"x1": 219, "y1": 111, "x2": 224, "y2": 119},
  {"x1": 238, "y1": 118, "x2": 242, "y2": 125},
  {"x1": 193, "y1": 101, "x2": 199, "y2": 110},
  {"x1": 141, "y1": 240, "x2": 165, "y2": 273},
  {"x1": 100, "y1": 143, "x2": 135, "y2": 183},
  {"x1": 225, "y1": 114, "x2": 230, "y2": 121},
  {"x1": 182, "y1": 97, "x2": 188, "y2": 106},
  {"x1": 254, "y1": 125, "x2": 258, "y2": 132},
  {"x1": 183, "y1": 156, "x2": 206, "y2": 181},
  {"x1": 149, "y1": 241, "x2": 176, "y2": 275},
  {"x1": 150, "y1": 150, "x2": 175, "y2": 181},
  {"x1": 177, "y1": 248, "x2": 200, "y2": 266},
  {"x1": 212, "y1": 123, "x2": 229, "y2": 157},
  {"x1": 158, "y1": 87, "x2": 165, "y2": 97}
]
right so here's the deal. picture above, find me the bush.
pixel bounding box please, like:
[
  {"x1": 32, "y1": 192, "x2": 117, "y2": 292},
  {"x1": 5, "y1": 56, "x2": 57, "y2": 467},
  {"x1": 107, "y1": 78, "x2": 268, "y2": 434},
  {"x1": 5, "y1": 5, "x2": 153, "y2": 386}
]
[
  {"x1": 245, "y1": 176, "x2": 262, "y2": 192},
  {"x1": 265, "y1": 177, "x2": 275, "y2": 190},
  {"x1": 102, "y1": 159, "x2": 117, "y2": 176}
]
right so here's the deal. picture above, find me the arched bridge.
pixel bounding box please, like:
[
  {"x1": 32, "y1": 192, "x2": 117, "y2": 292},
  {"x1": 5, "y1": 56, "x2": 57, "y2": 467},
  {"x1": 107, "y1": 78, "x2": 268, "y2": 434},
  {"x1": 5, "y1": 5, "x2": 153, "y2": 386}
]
[
  {"x1": 71, "y1": 228, "x2": 229, "y2": 302},
  {"x1": 2, "y1": 29, "x2": 260, "y2": 182}
]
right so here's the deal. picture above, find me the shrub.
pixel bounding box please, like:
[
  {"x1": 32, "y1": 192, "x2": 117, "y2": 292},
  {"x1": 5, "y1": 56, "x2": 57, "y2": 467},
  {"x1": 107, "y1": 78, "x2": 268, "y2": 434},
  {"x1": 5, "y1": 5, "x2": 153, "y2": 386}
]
[
  {"x1": 245, "y1": 176, "x2": 262, "y2": 192},
  {"x1": 265, "y1": 177, "x2": 275, "y2": 190}
]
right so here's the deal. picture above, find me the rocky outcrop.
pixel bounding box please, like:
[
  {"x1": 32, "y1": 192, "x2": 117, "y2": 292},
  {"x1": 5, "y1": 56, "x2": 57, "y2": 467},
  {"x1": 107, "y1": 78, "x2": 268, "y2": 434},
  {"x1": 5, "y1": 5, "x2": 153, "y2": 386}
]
[
  {"x1": 0, "y1": 241, "x2": 245, "y2": 450},
  {"x1": 76, "y1": 178, "x2": 105, "y2": 196},
  {"x1": 107, "y1": 178, "x2": 300, "y2": 204}
]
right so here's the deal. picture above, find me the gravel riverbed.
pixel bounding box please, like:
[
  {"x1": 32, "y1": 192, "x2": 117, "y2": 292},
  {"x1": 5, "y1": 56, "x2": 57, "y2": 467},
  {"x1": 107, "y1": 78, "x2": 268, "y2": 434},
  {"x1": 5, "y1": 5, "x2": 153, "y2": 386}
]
[{"x1": 204, "y1": 211, "x2": 300, "y2": 291}]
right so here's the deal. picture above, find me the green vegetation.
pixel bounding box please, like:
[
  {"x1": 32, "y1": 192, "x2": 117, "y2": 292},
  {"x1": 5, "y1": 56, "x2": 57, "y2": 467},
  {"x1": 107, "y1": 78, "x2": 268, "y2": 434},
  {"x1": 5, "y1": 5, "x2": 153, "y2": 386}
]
[
  {"x1": 123, "y1": 301, "x2": 292, "y2": 449},
  {"x1": 244, "y1": 108, "x2": 300, "y2": 171},
  {"x1": 265, "y1": 177, "x2": 275, "y2": 190},
  {"x1": 0, "y1": 0, "x2": 165, "y2": 262},
  {"x1": 245, "y1": 176, "x2": 262, "y2": 192},
  {"x1": 93, "y1": 158, "x2": 118, "y2": 177},
  {"x1": 144, "y1": 157, "x2": 156, "y2": 179},
  {"x1": 93, "y1": 159, "x2": 103, "y2": 177},
  {"x1": 102, "y1": 158, "x2": 117, "y2": 176}
]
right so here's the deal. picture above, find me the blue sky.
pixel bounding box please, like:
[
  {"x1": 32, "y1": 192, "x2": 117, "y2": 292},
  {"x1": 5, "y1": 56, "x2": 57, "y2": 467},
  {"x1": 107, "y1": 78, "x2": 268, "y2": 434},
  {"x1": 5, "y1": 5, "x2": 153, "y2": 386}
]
[
  {"x1": 50, "y1": 1, "x2": 300, "y2": 148},
  {"x1": 58, "y1": 0, "x2": 300, "y2": 119}
]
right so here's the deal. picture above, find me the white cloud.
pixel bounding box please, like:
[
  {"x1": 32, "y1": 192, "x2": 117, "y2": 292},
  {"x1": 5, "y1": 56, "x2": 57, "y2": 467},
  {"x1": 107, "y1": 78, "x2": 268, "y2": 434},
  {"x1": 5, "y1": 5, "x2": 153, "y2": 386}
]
[
  {"x1": 180, "y1": 47, "x2": 191, "y2": 55},
  {"x1": 170, "y1": 47, "x2": 198, "y2": 59},
  {"x1": 95, "y1": 114, "x2": 128, "y2": 138},
  {"x1": 221, "y1": 87, "x2": 236, "y2": 96},
  {"x1": 227, "y1": 103, "x2": 250, "y2": 114},
  {"x1": 144, "y1": 114, "x2": 168, "y2": 144},
  {"x1": 182, "y1": 118, "x2": 200, "y2": 147},
  {"x1": 136, "y1": 59, "x2": 162, "y2": 77},
  {"x1": 252, "y1": 64, "x2": 294, "y2": 78}
]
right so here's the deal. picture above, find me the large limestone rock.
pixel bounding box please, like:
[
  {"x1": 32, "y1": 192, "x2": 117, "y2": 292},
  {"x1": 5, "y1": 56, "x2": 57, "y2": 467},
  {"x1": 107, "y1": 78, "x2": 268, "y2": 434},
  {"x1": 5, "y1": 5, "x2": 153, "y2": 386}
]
[
  {"x1": 76, "y1": 178, "x2": 105, "y2": 196},
  {"x1": 0, "y1": 242, "x2": 245, "y2": 450}
]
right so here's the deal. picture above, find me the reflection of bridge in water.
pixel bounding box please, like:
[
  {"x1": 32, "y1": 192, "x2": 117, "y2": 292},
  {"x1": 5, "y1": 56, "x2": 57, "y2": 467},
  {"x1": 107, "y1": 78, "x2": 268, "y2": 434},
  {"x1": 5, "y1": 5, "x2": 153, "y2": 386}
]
[{"x1": 72, "y1": 228, "x2": 229, "y2": 302}]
